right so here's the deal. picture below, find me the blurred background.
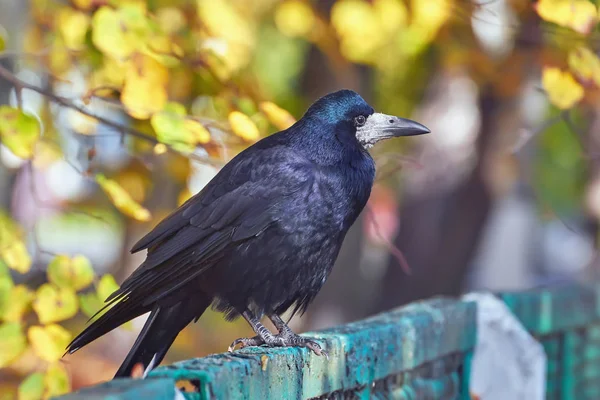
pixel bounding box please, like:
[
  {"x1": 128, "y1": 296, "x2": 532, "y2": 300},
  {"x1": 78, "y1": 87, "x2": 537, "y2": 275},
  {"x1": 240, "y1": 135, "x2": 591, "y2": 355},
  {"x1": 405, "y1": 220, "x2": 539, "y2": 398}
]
[{"x1": 0, "y1": 0, "x2": 598, "y2": 397}]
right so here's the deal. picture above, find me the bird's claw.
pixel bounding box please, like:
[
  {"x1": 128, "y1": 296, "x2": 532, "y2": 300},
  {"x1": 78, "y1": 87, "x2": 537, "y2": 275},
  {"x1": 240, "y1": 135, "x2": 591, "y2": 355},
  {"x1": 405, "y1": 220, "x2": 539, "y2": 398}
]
[
  {"x1": 286, "y1": 336, "x2": 328, "y2": 358},
  {"x1": 227, "y1": 334, "x2": 327, "y2": 358},
  {"x1": 228, "y1": 335, "x2": 264, "y2": 352},
  {"x1": 302, "y1": 339, "x2": 328, "y2": 358}
]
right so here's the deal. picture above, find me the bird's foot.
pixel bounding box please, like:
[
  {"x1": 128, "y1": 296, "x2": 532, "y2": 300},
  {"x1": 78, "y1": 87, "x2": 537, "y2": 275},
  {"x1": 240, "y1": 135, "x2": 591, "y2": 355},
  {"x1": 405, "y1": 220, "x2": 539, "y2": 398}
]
[
  {"x1": 228, "y1": 335, "x2": 264, "y2": 352},
  {"x1": 227, "y1": 333, "x2": 327, "y2": 358},
  {"x1": 274, "y1": 333, "x2": 328, "y2": 358}
]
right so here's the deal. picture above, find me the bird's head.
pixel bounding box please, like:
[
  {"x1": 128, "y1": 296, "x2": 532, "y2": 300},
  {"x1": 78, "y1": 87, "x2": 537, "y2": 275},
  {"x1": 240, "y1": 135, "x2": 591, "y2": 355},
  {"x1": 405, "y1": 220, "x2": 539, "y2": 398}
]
[{"x1": 303, "y1": 89, "x2": 430, "y2": 149}]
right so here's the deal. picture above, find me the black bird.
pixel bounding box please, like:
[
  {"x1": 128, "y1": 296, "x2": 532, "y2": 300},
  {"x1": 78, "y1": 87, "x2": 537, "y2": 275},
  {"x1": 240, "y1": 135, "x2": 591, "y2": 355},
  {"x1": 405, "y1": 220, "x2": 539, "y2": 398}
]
[{"x1": 66, "y1": 89, "x2": 429, "y2": 378}]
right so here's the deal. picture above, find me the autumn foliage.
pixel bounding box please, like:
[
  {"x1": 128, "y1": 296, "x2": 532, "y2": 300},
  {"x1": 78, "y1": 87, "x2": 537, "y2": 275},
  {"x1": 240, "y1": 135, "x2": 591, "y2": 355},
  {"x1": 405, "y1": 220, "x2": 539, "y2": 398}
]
[{"x1": 0, "y1": 0, "x2": 599, "y2": 398}]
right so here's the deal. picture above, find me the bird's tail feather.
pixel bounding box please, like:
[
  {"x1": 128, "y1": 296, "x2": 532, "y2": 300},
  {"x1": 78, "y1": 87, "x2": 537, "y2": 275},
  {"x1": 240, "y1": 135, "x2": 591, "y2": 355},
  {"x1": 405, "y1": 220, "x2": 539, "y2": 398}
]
[
  {"x1": 67, "y1": 300, "x2": 150, "y2": 356},
  {"x1": 114, "y1": 299, "x2": 210, "y2": 378},
  {"x1": 66, "y1": 295, "x2": 210, "y2": 379}
]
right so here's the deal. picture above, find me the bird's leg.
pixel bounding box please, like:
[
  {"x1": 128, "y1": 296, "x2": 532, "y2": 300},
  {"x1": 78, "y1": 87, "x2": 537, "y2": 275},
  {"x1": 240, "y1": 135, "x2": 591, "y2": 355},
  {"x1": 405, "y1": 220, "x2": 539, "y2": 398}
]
[
  {"x1": 268, "y1": 315, "x2": 327, "y2": 357},
  {"x1": 228, "y1": 310, "x2": 274, "y2": 351}
]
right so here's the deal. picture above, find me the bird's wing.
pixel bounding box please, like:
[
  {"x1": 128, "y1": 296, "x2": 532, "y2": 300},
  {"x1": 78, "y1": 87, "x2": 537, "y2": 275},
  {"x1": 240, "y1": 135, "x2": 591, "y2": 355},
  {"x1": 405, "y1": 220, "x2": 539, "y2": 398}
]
[{"x1": 108, "y1": 145, "x2": 314, "y2": 305}]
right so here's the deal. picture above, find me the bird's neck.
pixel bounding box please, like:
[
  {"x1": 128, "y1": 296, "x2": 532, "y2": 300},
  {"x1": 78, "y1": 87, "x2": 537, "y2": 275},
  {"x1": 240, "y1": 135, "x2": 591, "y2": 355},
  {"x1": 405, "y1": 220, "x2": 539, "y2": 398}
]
[{"x1": 286, "y1": 117, "x2": 369, "y2": 167}]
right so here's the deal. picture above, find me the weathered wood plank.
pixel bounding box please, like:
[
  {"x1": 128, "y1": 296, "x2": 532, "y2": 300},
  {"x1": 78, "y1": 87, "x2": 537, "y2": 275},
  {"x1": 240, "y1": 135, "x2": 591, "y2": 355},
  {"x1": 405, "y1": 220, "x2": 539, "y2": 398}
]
[
  {"x1": 57, "y1": 298, "x2": 476, "y2": 399},
  {"x1": 147, "y1": 298, "x2": 475, "y2": 399}
]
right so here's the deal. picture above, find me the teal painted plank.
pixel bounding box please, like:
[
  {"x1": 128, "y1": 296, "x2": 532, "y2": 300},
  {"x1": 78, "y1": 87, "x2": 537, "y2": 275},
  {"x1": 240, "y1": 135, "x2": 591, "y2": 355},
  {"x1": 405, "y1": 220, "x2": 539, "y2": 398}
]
[
  {"x1": 500, "y1": 284, "x2": 600, "y2": 336},
  {"x1": 53, "y1": 378, "x2": 176, "y2": 400},
  {"x1": 56, "y1": 283, "x2": 600, "y2": 400},
  {"x1": 149, "y1": 298, "x2": 476, "y2": 400}
]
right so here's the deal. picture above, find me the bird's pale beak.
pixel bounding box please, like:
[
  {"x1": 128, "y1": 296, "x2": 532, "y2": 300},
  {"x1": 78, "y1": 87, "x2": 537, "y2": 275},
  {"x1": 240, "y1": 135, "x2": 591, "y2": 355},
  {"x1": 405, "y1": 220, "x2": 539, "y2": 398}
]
[{"x1": 356, "y1": 113, "x2": 430, "y2": 148}]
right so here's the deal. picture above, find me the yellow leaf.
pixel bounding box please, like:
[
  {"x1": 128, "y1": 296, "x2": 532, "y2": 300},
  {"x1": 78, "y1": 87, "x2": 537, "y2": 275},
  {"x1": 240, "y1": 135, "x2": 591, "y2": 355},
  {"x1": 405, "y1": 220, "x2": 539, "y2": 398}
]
[
  {"x1": 79, "y1": 274, "x2": 119, "y2": 319},
  {"x1": 401, "y1": 0, "x2": 451, "y2": 56},
  {"x1": 92, "y1": 5, "x2": 150, "y2": 60},
  {"x1": 44, "y1": 363, "x2": 70, "y2": 398},
  {"x1": 151, "y1": 103, "x2": 210, "y2": 152},
  {"x1": 568, "y1": 47, "x2": 600, "y2": 87},
  {"x1": 121, "y1": 54, "x2": 168, "y2": 119},
  {"x1": 58, "y1": 8, "x2": 90, "y2": 50},
  {"x1": 156, "y1": 7, "x2": 186, "y2": 35},
  {"x1": 0, "y1": 212, "x2": 32, "y2": 273},
  {"x1": 542, "y1": 67, "x2": 585, "y2": 109},
  {"x1": 0, "y1": 271, "x2": 14, "y2": 320},
  {"x1": 536, "y1": 0, "x2": 597, "y2": 34},
  {"x1": 2, "y1": 285, "x2": 34, "y2": 322},
  {"x1": 48, "y1": 36, "x2": 71, "y2": 77},
  {"x1": 115, "y1": 171, "x2": 147, "y2": 203},
  {"x1": 373, "y1": 0, "x2": 408, "y2": 34},
  {"x1": 0, "y1": 322, "x2": 27, "y2": 367},
  {"x1": 0, "y1": 27, "x2": 6, "y2": 53},
  {"x1": 197, "y1": 0, "x2": 255, "y2": 75},
  {"x1": 47, "y1": 255, "x2": 95, "y2": 291},
  {"x1": 0, "y1": 106, "x2": 41, "y2": 159},
  {"x1": 178, "y1": 188, "x2": 193, "y2": 206},
  {"x1": 183, "y1": 119, "x2": 211, "y2": 144},
  {"x1": 97, "y1": 274, "x2": 119, "y2": 301},
  {"x1": 259, "y1": 102, "x2": 296, "y2": 130},
  {"x1": 197, "y1": 0, "x2": 254, "y2": 47},
  {"x1": 32, "y1": 284, "x2": 78, "y2": 324},
  {"x1": 78, "y1": 292, "x2": 102, "y2": 319},
  {"x1": 229, "y1": 111, "x2": 260, "y2": 141},
  {"x1": 145, "y1": 35, "x2": 183, "y2": 67},
  {"x1": 275, "y1": 1, "x2": 315, "y2": 38},
  {"x1": 331, "y1": 0, "x2": 384, "y2": 63},
  {"x1": 18, "y1": 372, "x2": 44, "y2": 400},
  {"x1": 89, "y1": 56, "x2": 126, "y2": 90},
  {"x1": 72, "y1": 0, "x2": 93, "y2": 10},
  {"x1": 28, "y1": 325, "x2": 71, "y2": 363},
  {"x1": 96, "y1": 174, "x2": 152, "y2": 221},
  {"x1": 2, "y1": 241, "x2": 31, "y2": 274}
]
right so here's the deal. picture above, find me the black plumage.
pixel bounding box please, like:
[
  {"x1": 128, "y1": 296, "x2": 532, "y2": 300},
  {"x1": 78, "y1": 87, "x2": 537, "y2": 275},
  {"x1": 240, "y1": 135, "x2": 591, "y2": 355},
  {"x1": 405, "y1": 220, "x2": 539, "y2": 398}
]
[{"x1": 66, "y1": 90, "x2": 429, "y2": 377}]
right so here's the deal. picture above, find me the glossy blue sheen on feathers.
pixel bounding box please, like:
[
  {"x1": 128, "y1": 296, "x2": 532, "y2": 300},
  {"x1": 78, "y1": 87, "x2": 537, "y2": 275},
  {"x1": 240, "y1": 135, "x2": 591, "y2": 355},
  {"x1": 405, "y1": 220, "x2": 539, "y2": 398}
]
[{"x1": 66, "y1": 90, "x2": 382, "y2": 377}]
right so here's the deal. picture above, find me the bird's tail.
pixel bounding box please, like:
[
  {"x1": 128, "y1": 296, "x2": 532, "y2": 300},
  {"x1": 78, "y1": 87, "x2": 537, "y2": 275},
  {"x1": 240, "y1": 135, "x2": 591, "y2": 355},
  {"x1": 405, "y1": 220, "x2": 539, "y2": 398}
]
[
  {"x1": 67, "y1": 296, "x2": 211, "y2": 379},
  {"x1": 114, "y1": 299, "x2": 208, "y2": 378}
]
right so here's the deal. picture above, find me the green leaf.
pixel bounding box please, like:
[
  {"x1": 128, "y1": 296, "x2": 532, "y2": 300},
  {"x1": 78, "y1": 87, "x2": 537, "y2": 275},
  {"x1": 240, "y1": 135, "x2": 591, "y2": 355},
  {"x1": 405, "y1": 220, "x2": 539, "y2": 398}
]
[
  {"x1": 32, "y1": 284, "x2": 78, "y2": 324},
  {"x1": 534, "y1": 112, "x2": 586, "y2": 215},
  {"x1": 18, "y1": 372, "x2": 44, "y2": 400},
  {"x1": 28, "y1": 324, "x2": 72, "y2": 363},
  {"x1": 78, "y1": 292, "x2": 102, "y2": 319},
  {"x1": 151, "y1": 102, "x2": 210, "y2": 152},
  {"x1": 44, "y1": 363, "x2": 70, "y2": 397},
  {"x1": 0, "y1": 106, "x2": 41, "y2": 159},
  {"x1": 47, "y1": 254, "x2": 95, "y2": 291},
  {"x1": 79, "y1": 274, "x2": 119, "y2": 319},
  {"x1": 0, "y1": 322, "x2": 27, "y2": 367},
  {"x1": 97, "y1": 274, "x2": 119, "y2": 301}
]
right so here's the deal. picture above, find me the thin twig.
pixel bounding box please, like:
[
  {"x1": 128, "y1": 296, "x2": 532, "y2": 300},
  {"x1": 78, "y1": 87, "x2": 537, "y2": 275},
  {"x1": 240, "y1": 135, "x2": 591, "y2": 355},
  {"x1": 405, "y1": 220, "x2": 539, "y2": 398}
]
[
  {"x1": 511, "y1": 114, "x2": 563, "y2": 154},
  {"x1": 375, "y1": 154, "x2": 424, "y2": 182},
  {"x1": 365, "y1": 204, "x2": 412, "y2": 275},
  {"x1": 0, "y1": 63, "x2": 224, "y2": 166}
]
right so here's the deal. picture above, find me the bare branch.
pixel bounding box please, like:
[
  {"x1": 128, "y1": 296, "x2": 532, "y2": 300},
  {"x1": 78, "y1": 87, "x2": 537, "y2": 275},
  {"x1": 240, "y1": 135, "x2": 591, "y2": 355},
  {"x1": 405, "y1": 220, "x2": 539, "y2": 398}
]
[
  {"x1": 511, "y1": 114, "x2": 563, "y2": 154},
  {"x1": 365, "y1": 204, "x2": 412, "y2": 275},
  {"x1": 0, "y1": 63, "x2": 224, "y2": 166}
]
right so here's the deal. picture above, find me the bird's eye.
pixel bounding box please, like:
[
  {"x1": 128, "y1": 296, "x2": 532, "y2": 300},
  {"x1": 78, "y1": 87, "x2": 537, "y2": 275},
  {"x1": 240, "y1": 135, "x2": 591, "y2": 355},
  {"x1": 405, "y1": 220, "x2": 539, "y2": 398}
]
[{"x1": 354, "y1": 115, "x2": 366, "y2": 127}]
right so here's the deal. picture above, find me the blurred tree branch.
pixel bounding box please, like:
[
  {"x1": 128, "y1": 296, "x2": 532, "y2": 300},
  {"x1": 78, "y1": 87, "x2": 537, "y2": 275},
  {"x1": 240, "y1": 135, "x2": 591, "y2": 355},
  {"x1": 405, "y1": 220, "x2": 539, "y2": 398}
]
[{"x1": 0, "y1": 63, "x2": 223, "y2": 167}]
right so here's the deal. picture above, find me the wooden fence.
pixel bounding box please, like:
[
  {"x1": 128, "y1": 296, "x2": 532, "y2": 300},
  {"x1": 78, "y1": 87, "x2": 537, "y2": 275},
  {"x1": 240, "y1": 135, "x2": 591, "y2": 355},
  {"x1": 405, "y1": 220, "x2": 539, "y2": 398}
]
[{"x1": 57, "y1": 283, "x2": 600, "y2": 399}]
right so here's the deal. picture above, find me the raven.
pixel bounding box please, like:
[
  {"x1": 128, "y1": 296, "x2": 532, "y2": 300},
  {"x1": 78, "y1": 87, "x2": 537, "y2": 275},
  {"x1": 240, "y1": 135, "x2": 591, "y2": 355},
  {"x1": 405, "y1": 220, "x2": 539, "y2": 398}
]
[{"x1": 66, "y1": 89, "x2": 429, "y2": 378}]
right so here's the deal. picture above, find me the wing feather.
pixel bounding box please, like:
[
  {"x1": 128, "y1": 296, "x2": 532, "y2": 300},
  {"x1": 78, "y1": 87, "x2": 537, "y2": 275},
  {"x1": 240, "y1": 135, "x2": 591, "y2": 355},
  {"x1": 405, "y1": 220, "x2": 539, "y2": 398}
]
[{"x1": 114, "y1": 146, "x2": 314, "y2": 305}]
